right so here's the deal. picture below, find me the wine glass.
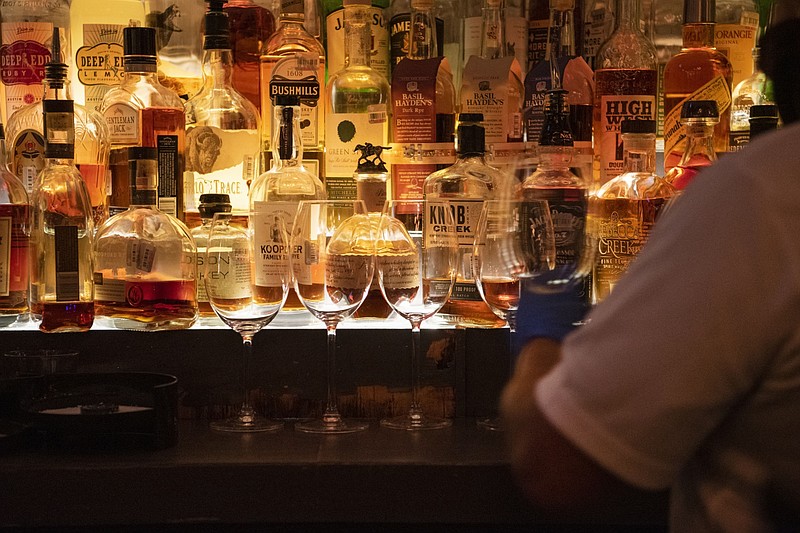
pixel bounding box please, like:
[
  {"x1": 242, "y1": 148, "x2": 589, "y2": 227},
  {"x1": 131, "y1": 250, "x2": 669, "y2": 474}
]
[
  {"x1": 289, "y1": 200, "x2": 375, "y2": 434},
  {"x1": 472, "y1": 199, "x2": 555, "y2": 430},
  {"x1": 204, "y1": 212, "x2": 288, "y2": 432},
  {"x1": 377, "y1": 199, "x2": 459, "y2": 431}
]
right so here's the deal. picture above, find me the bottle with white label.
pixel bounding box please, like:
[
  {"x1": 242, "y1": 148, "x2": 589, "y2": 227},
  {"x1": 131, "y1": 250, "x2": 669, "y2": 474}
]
[
  {"x1": 69, "y1": 0, "x2": 147, "y2": 111},
  {"x1": 323, "y1": 0, "x2": 390, "y2": 80},
  {"x1": 191, "y1": 193, "x2": 232, "y2": 319},
  {"x1": 249, "y1": 94, "x2": 326, "y2": 313},
  {"x1": 100, "y1": 26, "x2": 187, "y2": 220},
  {"x1": 30, "y1": 98, "x2": 96, "y2": 333},
  {"x1": 325, "y1": 0, "x2": 390, "y2": 201},
  {"x1": 184, "y1": 0, "x2": 261, "y2": 224},
  {"x1": 93, "y1": 146, "x2": 198, "y2": 330},
  {"x1": 0, "y1": 0, "x2": 71, "y2": 125},
  {"x1": 423, "y1": 113, "x2": 508, "y2": 328}
]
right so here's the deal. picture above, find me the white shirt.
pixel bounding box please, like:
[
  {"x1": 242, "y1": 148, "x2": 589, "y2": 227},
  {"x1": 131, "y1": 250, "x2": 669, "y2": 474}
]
[{"x1": 536, "y1": 122, "x2": 800, "y2": 532}]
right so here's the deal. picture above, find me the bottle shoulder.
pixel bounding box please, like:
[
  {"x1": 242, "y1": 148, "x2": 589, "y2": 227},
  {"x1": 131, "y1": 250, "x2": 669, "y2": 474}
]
[
  {"x1": 596, "y1": 29, "x2": 657, "y2": 70},
  {"x1": 595, "y1": 172, "x2": 676, "y2": 199},
  {"x1": 101, "y1": 78, "x2": 184, "y2": 111},
  {"x1": 664, "y1": 47, "x2": 733, "y2": 78},
  {"x1": 184, "y1": 87, "x2": 260, "y2": 130},
  {"x1": 424, "y1": 157, "x2": 501, "y2": 198},
  {"x1": 96, "y1": 207, "x2": 195, "y2": 247},
  {"x1": 0, "y1": 167, "x2": 29, "y2": 204},
  {"x1": 250, "y1": 167, "x2": 326, "y2": 202},
  {"x1": 263, "y1": 25, "x2": 325, "y2": 57}
]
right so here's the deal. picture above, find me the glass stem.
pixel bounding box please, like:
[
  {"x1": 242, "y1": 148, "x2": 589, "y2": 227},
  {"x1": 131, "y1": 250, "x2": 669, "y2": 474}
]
[
  {"x1": 409, "y1": 318, "x2": 423, "y2": 420},
  {"x1": 239, "y1": 334, "x2": 256, "y2": 422},
  {"x1": 323, "y1": 324, "x2": 342, "y2": 425}
]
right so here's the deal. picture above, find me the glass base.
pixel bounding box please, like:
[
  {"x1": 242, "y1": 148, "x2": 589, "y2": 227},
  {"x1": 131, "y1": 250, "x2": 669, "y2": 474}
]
[
  {"x1": 380, "y1": 414, "x2": 452, "y2": 431},
  {"x1": 210, "y1": 416, "x2": 284, "y2": 433},
  {"x1": 476, "y1": 416, "x2": 505, "y2": 431},
  {"x1": 294, "y1": 418, "x2": 369, "y2": 434}
]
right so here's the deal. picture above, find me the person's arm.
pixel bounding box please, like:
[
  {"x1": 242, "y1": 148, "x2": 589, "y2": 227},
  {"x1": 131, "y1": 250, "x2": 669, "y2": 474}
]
[{"x1": 502, "y1": 338, "x2": 668, "y2": 522}]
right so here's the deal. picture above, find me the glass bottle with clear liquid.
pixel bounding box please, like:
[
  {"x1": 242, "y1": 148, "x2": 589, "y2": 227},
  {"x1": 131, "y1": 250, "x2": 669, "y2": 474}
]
[
  {"x1": 249, "y1": 94, "x2": 326, "y2": 314},
  {"x1": 184, "y1": 0, "x2": 261, "y2": 223}
]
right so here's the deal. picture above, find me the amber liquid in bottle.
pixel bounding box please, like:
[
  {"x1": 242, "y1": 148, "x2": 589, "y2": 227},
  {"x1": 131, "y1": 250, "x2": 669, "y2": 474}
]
[{"x1": 94, "y1": 279, "x2": 197, "y2": 324}]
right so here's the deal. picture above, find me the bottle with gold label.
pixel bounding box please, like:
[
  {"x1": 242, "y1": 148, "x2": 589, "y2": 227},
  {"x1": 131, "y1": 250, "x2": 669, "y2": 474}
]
[
  {"x1": 69, "y1": 0, "x2": 147, "y2": 112},
  {"x1": 100, "y1": 26, "x2": 186, "y2": 220},
  {"x1": 260, "y1": 0, "x2": 326, "y2": 178},
  {"x1": 424, "y1": 113, "x2": 507, "y2": 328},
  {"x1": 663, "y1": 0, "x2": 732, "y2": 169},
  {"x1": 6, "y1": 28, "x2": 111, "y2": 229},
  {"x1": 591, "y1": 119, "x2": 675, "y2": 303},
  {"x1": 184, "y1": 0, "x2": 261, "y2": 225}
]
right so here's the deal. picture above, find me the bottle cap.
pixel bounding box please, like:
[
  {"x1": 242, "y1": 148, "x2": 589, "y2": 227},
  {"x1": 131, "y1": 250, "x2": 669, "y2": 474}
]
[
  {"x1": 681, "y1": 99, "x2": 719, "y2": 120},
  {"x1": 124, "y1": 26, "x2": 158, "y2": 59},
  {"x1": 684, "y1": 0, "x2": 715, "y2": 24},
  {"x1": 621, "y1": 119, "x2": 657, "y2": 134},
  {"x1": 128, "y1": 146, "x2": 157, "y2": 160},
  {"x1": 204, "y1": 0, "x2": 231, "y2": 50},
  {"x1": 749, "y1": 104, "x2": 779, "y2": 119},
  {"x1": 275, "y1": 94, "x2": 301, "y2": 107},
  {"x1": 457, "y1": 114, "x2": 486, "y2": 155},
  {"x1": 45, "y1": 28, "x2": 68, "y2": 86},
  {"x1": 198, "y1": 193, "x2": 232, "y2": 218}
]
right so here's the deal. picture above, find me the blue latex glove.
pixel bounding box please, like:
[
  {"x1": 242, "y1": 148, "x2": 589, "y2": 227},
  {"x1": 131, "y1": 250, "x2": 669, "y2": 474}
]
[{"x1": 512, "y1": 279, "x2": 590, "y2": 358}]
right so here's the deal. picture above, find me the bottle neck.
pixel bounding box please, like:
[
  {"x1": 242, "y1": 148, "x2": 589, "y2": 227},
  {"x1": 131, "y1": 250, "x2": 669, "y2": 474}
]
[
  {"x1": 129, "y1": 157, "x2": 159, "y2": 208},
  {"x1": 547, "y1": 7, "x2": 576, "y2": 61},
  {"x1": 622, "y1": 134, "x2": 656, "y2": 174},
  {"x1": 682, "y1": 23, "x2": 715, "y2": 49},
  {"x1": 409, "y1": 4, "x2": 437, "y2": 60},
  {"x1": 680, "y1": 122, "x2": 718, "y2": 165},
  {"x1": 480, "y1": 1, "x2": 506, "y2": 59},
  {"x1": 201, "y1": 49, "x2": 235, "y2": 88},
  {"x1": 42, "y1": 78, "x2": 72, "y2": 101},
  {"x1": 271, "y1": 104, "x2": 303, "y2": 168},
  {"x1": 344, "y1": 5, "x2": 372, "y2": 68},
  {"x1": 614, "y1": 0, "x2": 642, "y2": 33},
  {"x1": 537, "y1": 145, "x2": 574, "y2": 170},
  {"x1": 124, "y1": 60, "x2": 159, "y2": 76}
]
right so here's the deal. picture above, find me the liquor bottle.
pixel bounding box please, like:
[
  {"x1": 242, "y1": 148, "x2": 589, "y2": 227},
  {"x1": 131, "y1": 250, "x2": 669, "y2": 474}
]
[
  {"x1": 0, "y1": 0, "x2": 71, "y2": 125},
  {"x1": 424, "y1": 113, "x2": 507, "y2": 328},
  {"x1": 664, "y1": 99, "x2": 718, "y2": 190},
  {"x1": 463, "y1": 0, "x2": 528, "y2": 79},
  {"x1": 100, "y1": 26, "x2": 187, "y2": 220},
  {"x1": 94, "y1": 147, "x2": 198, "y2": 330},
  {"x1": 519, "y1": 89, "x2": 590, "y2": 299},
  {"x1": 223, "y1": 0, "x2": 276, "y2": 115},
  {"x1": 191, "y1": 192, "x2": 231, "y2": 318},
  {"x1": 184, "y1": 0, "x2": 261, "y2": 224},
  {"x1": 715, "y1": 0, "x2": 760, "y2": 88},
  {"x1": 593, "y1": 0, "x2": 658, "y2": 190},
  {"x1": 249, "y1": 94, "x2": 326, "y2": 313},
  {"x1": 386, "y1": 0, "x2": 458, "y2": 80},
  {"x1": 649, "y1": 0, "x2": 683, "y2": 137},
  {"x1": 323, "y1": 0, "x2": 391, "y2": 80},
  {"x1": 591, "y1": 119, "x2": 675, "y2": 303},
  {"x1": 662, "y1": 0, "x2": 732, "y2": 170},
  {"x1": 0, "y1": 123, "x2": 30, "y2": 327},
  {"x1": 145, "y1": 0, "x2": 206, "y2": 100},
  {"x1": 260, "y1": 0, "x2": 327, "y2": 178},
  {"x1": 524, "y1": 0, "x2": 594, "y2": 167},
  {"x1": 69, "y1": 0, "x2": 147, "y2": 111},
  {"x1": 729, "y1": 47, "x2": 773, "y2": 151},
  {"x1": 748, "y1": 104, "x2": 779, "y2": 139},
  {"x1": 353, "y1": 142, "x2": 389, "y2": 212},
  {"x1": 6, "y1": 28, "x2": 111, "y2": 229},
  {"x1": 325, "y1": 0, "x2": 391, "y2": 201},
  {"x1": 459, "y1": 0, "x2": 525, "y2": 168},
  {"x1": 390, "y1": 0, "x2": 457, "y2": 220},
  {"x1": 30, "y1": 98, "x2": 95, "y2": 333}
]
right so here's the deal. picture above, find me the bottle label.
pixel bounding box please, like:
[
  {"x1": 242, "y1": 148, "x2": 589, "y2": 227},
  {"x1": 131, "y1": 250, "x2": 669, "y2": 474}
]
[
  {"x1": 76, "y1": 24, "x2": 127, "y2": 112},
  {"x1": 391, "y1": 57, "x2": 444, "y2": 143},
  {"x1": 378, "y1": 253, "x2": 419, "y2": 289},
  {"x1": 729, "y1": 130, "x2": 750, "y2": 152},
  {"x1": 10, "y1": 128, "x2": 45, "y2": 193},
  {"x1": 460, "y1": 56, "x2": 525, "y2": 144},
  {"x1": 184, "y1": 126, "x2": 260, "y2": 214},
  {"x1": 157, "y1": 135, "x2": 180, "y2": 218},
  {"x1": 0, "y1": 22, "x2": 53, "y2": 120},
  {"x1": 663, "y1": 74, "x2": 732, "y2": 162},
  {"x1": 93, "y1": 275, "x2": 127, "y2": 302},
  {"x1": 125, "y1": 240, "x2": 156, "y2": 273},
  {"x1": 524, "y1": 55, "x2": 570, "y2": 152},
  {"x1": 104, "y1": 103, "x2": 140, "y2": 143},
  {"x1": 715, "y1": 16, "x2": 758, "y2": 89},
  {"x1": 388, "y1": 13, "x2": 444, "y2": 67},
  {"x1": 325, "y1": 253, "x2": 372, "y2": 290},
  {"x1": 252, "y1": 200, "x2": 298, "y2": 287},
  {"x1": 262, "y1": 53, "x2": 324, "y2": 149},
  {"x1": 205, "y1": 238, "x2": 252, "y2": 300},
  {"x1": 597, "y1": 94, "x2": 656, "y2": 183},
  {"x1": 326, "y1": 5, "x2": 390, "y2": 79},
  {"x1": 444, "y1": 199, "x2": 483, "y2": 300},
  {"x1": 527, "y1": 17, "x2": 549, "y2": 66},
  {"x1": 0, "y1": 216, "x2": 10, "y2": 296},
  {"x1": 54, "y1": 225, "x2": 80, "y2": 302},
  {"x1": 325, "y1": 106, "x2": 388, "y2": 180}
]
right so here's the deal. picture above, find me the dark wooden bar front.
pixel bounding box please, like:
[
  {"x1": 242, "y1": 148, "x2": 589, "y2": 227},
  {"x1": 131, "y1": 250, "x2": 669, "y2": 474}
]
[{"x1": 0, "y1": 319, "x2": 669, "y2": 530}]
